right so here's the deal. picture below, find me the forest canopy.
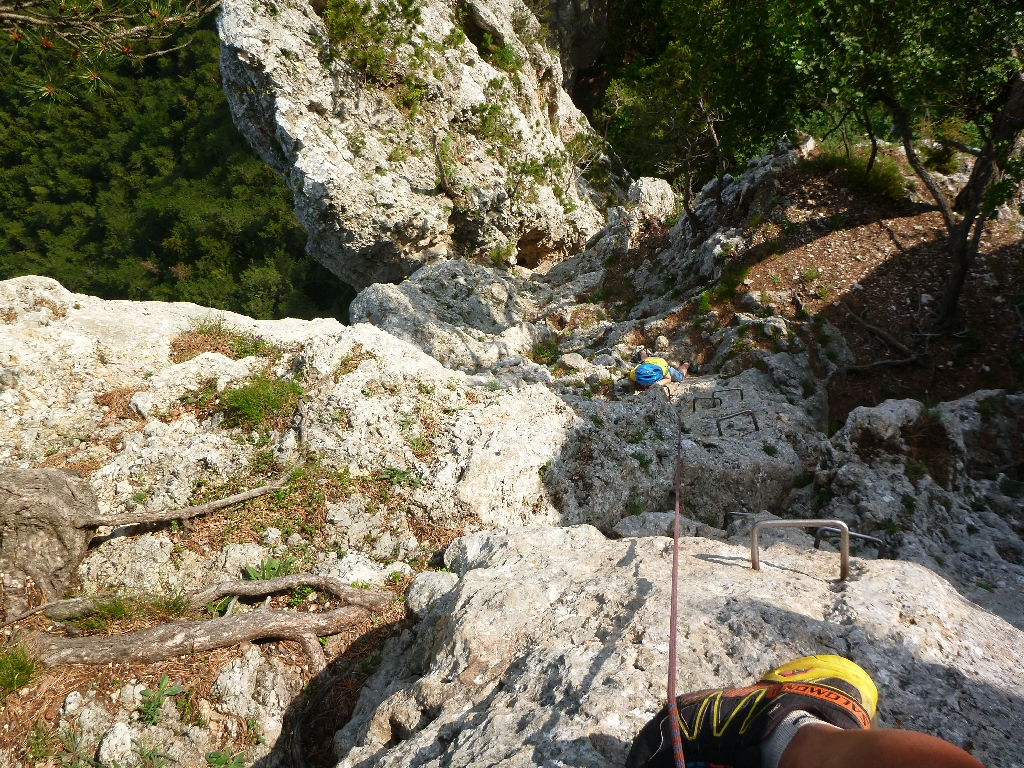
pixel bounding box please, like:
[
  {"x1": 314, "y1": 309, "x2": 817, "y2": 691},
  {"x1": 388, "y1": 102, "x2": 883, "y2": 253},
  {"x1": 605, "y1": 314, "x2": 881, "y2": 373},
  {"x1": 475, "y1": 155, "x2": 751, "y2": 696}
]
[{"x1": 0, "y1": 26, "x2": 354, "y2": 321}]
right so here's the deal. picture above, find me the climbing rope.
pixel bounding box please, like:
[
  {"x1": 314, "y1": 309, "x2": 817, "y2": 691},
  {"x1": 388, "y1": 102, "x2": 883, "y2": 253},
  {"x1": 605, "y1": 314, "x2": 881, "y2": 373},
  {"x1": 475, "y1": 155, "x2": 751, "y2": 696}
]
[{"x1": 667, "y1": 390, "x2": 686, "y2": 768}]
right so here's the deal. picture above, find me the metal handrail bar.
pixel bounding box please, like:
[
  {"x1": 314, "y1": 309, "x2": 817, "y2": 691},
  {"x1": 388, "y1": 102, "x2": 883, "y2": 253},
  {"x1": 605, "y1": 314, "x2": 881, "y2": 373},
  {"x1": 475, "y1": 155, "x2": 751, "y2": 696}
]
[
  {"x1": 712, "y1": 387, "x2": 744, "y2": 402},
  {"x1": 692, "y1": 396, "x2": 723, "y2": 412},
  {"x1": 751, "y1": 519, "x2": 850, "y2": 580},
  {"x1": 716, "y1": 410, "x2": 759, "y2": 436},
  {"x1": 814, "y1": 527, "x2": 883, "y2": 550}
]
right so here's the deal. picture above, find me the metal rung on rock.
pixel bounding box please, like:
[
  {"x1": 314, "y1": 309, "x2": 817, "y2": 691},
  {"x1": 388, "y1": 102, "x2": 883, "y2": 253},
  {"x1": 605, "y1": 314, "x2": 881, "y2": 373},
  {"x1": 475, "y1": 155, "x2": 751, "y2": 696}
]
[
  {"x1": 716, "y1": 410, "x2": 759, "y2": 436},
  {"x1": 751, "y1": 519, "x2": 851, "y2": 580}
]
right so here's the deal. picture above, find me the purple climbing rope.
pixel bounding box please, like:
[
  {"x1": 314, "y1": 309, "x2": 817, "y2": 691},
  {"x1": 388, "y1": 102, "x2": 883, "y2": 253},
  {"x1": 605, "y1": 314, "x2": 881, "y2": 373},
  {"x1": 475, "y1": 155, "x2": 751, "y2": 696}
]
[{"x1": 667, "y1": 404, "x2": 686, "y2": 768}]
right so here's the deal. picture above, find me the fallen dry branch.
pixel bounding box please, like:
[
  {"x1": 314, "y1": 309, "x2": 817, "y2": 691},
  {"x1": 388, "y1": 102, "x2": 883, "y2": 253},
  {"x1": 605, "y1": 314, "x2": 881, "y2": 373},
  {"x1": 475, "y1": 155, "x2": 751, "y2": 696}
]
[
  {"x1": 34, "y1": 606, "x2": 368, "y2": 673},
  {"x1": 80, "y1": 473, "x2": 290, "y2": 528},
  {"x1": 844, "y1": 357, "x2": 919, "y2": 373},
  {"x1": 189, "y1": 575, "x2": 392, "y2": 612},
  {"x1": 842, "y1": 303, "x2": 921, "y2": 362}
]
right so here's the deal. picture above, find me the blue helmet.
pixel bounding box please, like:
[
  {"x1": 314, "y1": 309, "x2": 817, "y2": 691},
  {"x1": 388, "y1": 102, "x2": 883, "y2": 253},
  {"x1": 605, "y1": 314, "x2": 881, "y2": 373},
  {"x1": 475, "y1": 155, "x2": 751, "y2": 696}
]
[{"x1": 633, "y1": 363, "x2": 663, "y2": 386}]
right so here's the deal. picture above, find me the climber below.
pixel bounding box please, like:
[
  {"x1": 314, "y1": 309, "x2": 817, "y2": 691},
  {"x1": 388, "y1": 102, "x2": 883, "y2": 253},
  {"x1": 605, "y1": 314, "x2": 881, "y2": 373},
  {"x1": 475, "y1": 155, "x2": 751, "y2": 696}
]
[
  {"x1": 626, "y1": 654, "x2": 985, "y2": 768},
  {"x1": 629, "y1": 348, "x2": 695, "y2": 393}
]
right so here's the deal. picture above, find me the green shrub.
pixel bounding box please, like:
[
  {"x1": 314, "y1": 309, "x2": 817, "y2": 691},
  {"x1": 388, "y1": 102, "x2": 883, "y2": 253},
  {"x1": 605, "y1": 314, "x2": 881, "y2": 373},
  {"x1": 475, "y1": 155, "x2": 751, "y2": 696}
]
[
  {"x1": 220, "y1": 376, "x2": 303, "y2": 431},
  {"x1": 529, "y1": 338, "x2": 560, "y2": 365},
  {"x1": 922, "y1": 142, "x2": 958, "y2": 175},
  {"x1": 375, "y1": 466, "x2": 422, "y2": 488},
  {"x1": 206, "y1": 751, "x2": 246, "y2": 768},
  {"x1": 762, "y1": 443, "x2": 777, "y2": 456},
  {"x1": 714, "y1": 262, "x2": 750, "y2": 300},
  {"x1": 698, "y1": 290, "x2": 712, "y2": 313},
  {"x1": 805, "y1": 151, "x2": 905, "y2": 200},
  {"x1": 0, "y1": 646, "x2": 36, "y2": 697},
  {"x1": 322, "y1": 0, "x2": 422, "y2": 83}
]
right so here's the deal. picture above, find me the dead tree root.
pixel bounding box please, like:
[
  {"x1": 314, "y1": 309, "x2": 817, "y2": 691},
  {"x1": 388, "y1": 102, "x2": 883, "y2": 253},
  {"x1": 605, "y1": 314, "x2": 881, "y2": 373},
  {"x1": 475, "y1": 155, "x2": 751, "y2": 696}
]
[
  {"x1": 188, "y1": 575, "x2": 392, "y2": 612},
  {"x1": 32, "y1": 606, "x2": 369, "y2": 673}
]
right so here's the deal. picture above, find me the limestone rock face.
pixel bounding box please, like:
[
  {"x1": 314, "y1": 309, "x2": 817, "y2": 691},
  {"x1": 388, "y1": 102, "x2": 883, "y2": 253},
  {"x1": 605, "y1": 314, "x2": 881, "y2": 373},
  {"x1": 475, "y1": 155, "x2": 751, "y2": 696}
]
[
  {"x1": 217, "y1": 0, "x2": 603, "y2": 289},
  {"x1": 348, "y1": 260, "x2": 544, "y2": 371},
  {"x1": 335, "y1": 525, "x2": 1024, "y2": 768},
  {"x1": 788, "y1": 391, "x2": 1024, "y2": 630}
]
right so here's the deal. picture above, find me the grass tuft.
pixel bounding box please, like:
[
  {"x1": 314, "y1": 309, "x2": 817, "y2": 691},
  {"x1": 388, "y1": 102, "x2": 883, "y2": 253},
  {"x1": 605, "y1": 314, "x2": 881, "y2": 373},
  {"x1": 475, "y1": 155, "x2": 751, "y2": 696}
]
[
  {"x1": 0, "y1": 646, "x2": 36, "y2": 697},
  {"x1": 220, "y1": 375, "x2": 303, "y2": 431}
]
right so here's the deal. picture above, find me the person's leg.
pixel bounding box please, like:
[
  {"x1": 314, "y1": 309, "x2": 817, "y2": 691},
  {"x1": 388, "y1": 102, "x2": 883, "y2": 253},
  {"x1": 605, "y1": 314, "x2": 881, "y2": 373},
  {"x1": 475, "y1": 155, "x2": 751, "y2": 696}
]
[{"x1": 780, "y1": 724, "x2": 985, "y2": 768}]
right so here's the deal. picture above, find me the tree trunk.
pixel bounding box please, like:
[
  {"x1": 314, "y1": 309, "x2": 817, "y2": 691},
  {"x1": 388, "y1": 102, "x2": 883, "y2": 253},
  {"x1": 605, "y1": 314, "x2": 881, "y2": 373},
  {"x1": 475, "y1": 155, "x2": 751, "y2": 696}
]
[
  {"x1": 0, "y1": 466, "x2": 289, "y2": 619},
  {"x1": 935, "y1": 75, "x2": 1024, "y2": 328},
  {"x1": 0, "y1": 468, "x2": 100, "y2": 617}
]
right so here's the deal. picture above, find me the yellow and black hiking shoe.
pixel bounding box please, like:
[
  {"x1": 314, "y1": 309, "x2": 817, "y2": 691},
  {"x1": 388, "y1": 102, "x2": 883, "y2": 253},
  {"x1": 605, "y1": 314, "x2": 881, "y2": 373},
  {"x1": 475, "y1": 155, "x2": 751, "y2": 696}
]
[{"x1": 625, "y1": 655, "x2": 877, "y2": 768}]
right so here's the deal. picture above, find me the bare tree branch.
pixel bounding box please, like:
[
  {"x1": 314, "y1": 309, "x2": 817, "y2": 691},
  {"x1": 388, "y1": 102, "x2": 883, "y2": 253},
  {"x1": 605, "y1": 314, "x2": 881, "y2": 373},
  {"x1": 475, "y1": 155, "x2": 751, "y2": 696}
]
[{"x1": 78, "y1": 473, "x2": 290, "y2": 527}]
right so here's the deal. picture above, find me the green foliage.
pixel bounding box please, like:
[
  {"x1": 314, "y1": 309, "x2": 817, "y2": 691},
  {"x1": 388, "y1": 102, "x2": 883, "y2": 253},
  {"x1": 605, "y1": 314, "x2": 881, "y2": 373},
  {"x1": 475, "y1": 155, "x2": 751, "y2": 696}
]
[
  {"x1": 184, "y1": 318, "x2": 283, "y2": 361},
  {"x1": 488, "y1": 241, "x2": 515, "y2": 269},
  {"x1": 289, "y1": 585, "x2": 314, "y2": 606},
  {"x1": 375, "y1": 466, "x2": 421, "y2": 487},
  {"x1": 0, "y1": 28, "x2": 353, "y2": 321},
  {"x1": 599, "y1": 0, "x2": 807, "y2": 184},
  {"x1": 714, "y1": 262, "x2": 750, "y2": 300},
  {"x1": 698, "y1": 290, "x2": 712, "y2": 314},
  {"x1": 906, "y1": 458, "x2": 929, "y2": 484},
  {"x1": 147, "y1": 590, "x2": 192, "y2": 618},
  {"x1": 356, "y1": 653, "x2": 382, "y2": 674},
  {"x1": 220, "y1": 376, "x2": 303, "y2": 431},
  {"x1": 0, "y1": 646, "x2": 36, "y2": 697},
  {"x1": 139, "y1": 675, "x2": 185, "y2": 725},
  {"x1": 1, "y1": 0, "x2": 212, "y2": 90},
  {"x1": 69, "y1": 597, "x2": 131, "y2": 632},
  {"x1": 206, "y1": 751, "x2": 246, "y2": 768},
  {"x1": 805, "y1": 150, "x2": 906, "y2": 200},
  {"x1": 529, "y1": 338, "x2": 560, "y2": 365},
  {"x1": 322, "y1": 0, "x2": 422, "y2": 83},
  {"x1": 762, "y1": 443, "x2": 778, "y2": 456},
  {"x1": 244, "y1": 557, "x2": 297, "y2": 581},
  {"x1": 631, "y1": 451, "x2": 654, "y2": 468},
  {"x1": 471, "y1": 79, "x2": 520, "y2": 163},
  {"x1": 27, "y1": 721, "x2": 56, "y2": 762}
]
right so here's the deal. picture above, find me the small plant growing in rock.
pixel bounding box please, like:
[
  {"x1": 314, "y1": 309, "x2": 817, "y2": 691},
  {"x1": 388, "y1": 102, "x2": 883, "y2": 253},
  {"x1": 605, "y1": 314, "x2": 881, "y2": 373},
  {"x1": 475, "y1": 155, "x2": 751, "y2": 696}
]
[
  {"x1": 800, "y1": 378, "x2": 818, "y2": 398},
  {"x1": 69, "y1": 598, "x2": 132, "y2": 632},
  {"x1": 761, "y1": 443, "x2": 777, "y2": 456},
  {"x1": 631, "y1": 451, "x2": 654, "y2": 468},
  {"x1": 698, "y1": 290, "x2": 712, "y2": 313},
  {"x1": 243, "y1": 557, "x2": 296, "y2": 581},
  {"x1": 138, "y1": 675, "x2": 185, "y2": 725},
  {"x1": 529, "y1": 339, "x2": 559, "y2": 365},
  {"x1": 375, "y1": 467, "x2": 421, "y2": 488},
  {"x1": 905, "y1": 459, "x2": 929, "y2": 484},
  {"x1": 356, "y1": 653, "x2": 382, "y2": 674},
  {"x1": 351, "y1": 580, "x2": 372, "y2": 590},
  {"x1": 27, "y1": 721, "x2": 55, "y2": 762},
  {"x1": 289, "y1": 585, "x2": 314, "y2": 606},
  {"x1": 206, "y1": 751, "x2": 246, "y2": 768}
]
